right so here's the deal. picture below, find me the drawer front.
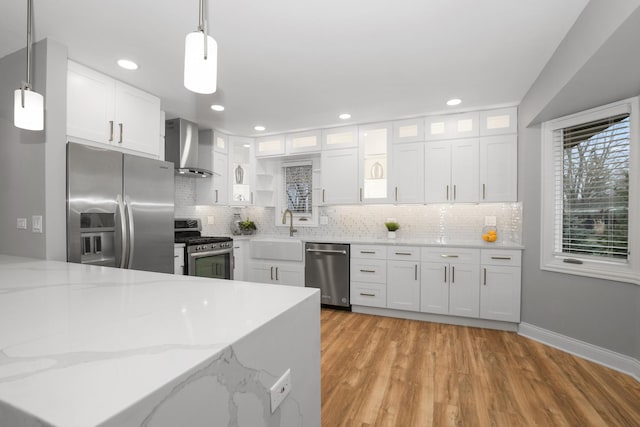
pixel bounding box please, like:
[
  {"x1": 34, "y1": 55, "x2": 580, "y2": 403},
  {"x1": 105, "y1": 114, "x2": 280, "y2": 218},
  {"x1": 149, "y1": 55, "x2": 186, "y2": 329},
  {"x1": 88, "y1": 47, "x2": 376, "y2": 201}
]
[
  {"x1": 481, "y1": 249, "x2": 522, "y2": 267},
  {"x1": 386, "y1": 246, "x2": 421, "y2": 261},
  {"x1": 350, "y1": 259, "x2": 387, "y2": 283},
  {"x1": 421, "y1": 248, "x2": 479, "y2": 264},
  {"x1": 351, "y1": 245, "x2": 387, "y2": 260},
  {"x1": 350, "y1": 282, "x2": 387, "y2": 308}
]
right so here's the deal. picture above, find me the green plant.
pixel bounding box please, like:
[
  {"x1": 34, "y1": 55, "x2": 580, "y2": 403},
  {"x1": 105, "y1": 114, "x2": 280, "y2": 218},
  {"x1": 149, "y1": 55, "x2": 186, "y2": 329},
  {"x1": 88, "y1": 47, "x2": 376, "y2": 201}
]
[
  {"x1": 385, "y1": 221, "x2": 400, "y2": 232},
  {"x1": 239, "y1": 219, "x2": 257, "y2": 230}
]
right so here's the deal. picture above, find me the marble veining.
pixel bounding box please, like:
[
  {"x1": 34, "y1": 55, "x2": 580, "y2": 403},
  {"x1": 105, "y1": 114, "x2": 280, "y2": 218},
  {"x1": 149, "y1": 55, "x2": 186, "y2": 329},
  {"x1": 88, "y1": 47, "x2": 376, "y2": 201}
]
[{"x1": 0, "y1": 255, "x2": 318, "y2": 427}]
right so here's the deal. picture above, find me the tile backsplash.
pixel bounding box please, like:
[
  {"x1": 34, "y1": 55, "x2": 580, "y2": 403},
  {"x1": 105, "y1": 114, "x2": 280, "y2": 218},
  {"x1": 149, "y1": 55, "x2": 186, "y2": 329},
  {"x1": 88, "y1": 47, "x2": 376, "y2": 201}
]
[{"x1": 175, "y1": 176, "x2": 522, "y2": 243}]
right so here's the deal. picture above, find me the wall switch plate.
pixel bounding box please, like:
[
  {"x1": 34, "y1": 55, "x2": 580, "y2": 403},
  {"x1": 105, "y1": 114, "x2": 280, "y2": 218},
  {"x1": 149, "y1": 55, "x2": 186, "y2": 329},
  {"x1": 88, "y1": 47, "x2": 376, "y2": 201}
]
[
  {"x1": 484, "y1": 216, "x2": 497, "y2": 226},
  {"x1": 270, "y1": 369, "x2": 292, "y2": 413},
  {"x1": 17, "y1": 218, "x2": 27, "y2": 230},
  {"x1": 207, "y1": 215, "x2": 215, "y2": 225},
  {"x1": 32, "y1": 215, "x2": 43, "y2": 233},
  {"x1": 320, "y1": 216, "x2": 328, "y2": 225}
]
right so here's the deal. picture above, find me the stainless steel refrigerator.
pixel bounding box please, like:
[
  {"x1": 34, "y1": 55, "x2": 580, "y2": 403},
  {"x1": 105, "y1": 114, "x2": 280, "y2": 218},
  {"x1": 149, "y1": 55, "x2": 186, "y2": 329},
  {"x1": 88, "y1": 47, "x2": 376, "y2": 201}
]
[{"x1": 67, "y1": 142, "x2": 174, "y2": 273}]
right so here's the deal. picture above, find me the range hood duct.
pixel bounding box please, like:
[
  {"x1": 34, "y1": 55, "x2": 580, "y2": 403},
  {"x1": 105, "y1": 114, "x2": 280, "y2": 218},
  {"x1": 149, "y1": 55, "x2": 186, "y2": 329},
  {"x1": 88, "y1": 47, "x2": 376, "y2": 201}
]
[{"x1": 164, "y1": 118, "x2": 212, "y2": 178}]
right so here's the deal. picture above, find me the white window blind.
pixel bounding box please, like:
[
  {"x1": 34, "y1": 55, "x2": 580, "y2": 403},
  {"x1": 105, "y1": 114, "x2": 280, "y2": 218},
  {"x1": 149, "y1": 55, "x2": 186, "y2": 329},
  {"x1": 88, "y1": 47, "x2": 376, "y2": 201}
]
[
  {"x1": 284, "y1": 164, "x2": 313, "y2": 214},
  {"x1": 553, "y1": 114, "x2": 630, "y2": 261}
]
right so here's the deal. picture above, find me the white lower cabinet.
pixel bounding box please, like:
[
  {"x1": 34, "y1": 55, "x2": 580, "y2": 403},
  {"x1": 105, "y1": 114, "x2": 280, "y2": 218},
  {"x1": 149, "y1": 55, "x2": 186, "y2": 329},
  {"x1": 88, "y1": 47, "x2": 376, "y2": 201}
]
[
  {"x1": 350, "y1": 282, "x2": 386, "y2": 308},
  {"x1": 420, "y1": 248, "x2": 480, "y2": 318},
  {"x1": 174, "y1": 245, "x2": 185, "y2": 275},
  {"x1": 480, "y1": 249, "x2": 522, "y2": 322},
  {"x1": 387, "y1": 260, "x2": 420, "y2": 311},
  {"x1": 232, "y1": 240, "x2": 247, "y2": 281},
  {"x1": 248, "y1": 261, "x2": 304, "y2": 287}
]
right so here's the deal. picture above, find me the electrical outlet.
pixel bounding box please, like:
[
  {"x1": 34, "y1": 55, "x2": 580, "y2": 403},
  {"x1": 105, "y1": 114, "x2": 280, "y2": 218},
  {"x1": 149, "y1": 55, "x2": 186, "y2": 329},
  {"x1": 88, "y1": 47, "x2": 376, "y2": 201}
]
[
  {"x1": 484, "y1": 216, "x2": 497, "y2": 226},
  {"x1": 32, "y1": 215, "x2": 43, "y2": 233},
  {"x1": 207, "y1": 215, "x2": 215, "y2": 225},
  {"x1": 270, "y1": 369, "x2": 292, "y2": 413},
  {"x1": 17, "y1": 218, "x2": 27, "y2": 230}
]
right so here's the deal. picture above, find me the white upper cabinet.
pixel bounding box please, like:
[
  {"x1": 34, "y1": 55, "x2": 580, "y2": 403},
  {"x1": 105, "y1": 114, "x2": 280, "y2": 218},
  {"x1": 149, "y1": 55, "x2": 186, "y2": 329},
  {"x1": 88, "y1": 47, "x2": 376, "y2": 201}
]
[
  {"x1": 321, "y1": 148, "x2": 359, "y2": 205},
  {"x1": 425, "y1": 112, "x2": 479, "y2": 141},
  {"x1": 196, "y1": 130, "x2": 228, "y2": 205},
  {"x1": 479, "y1": 134, "x2": 517, "y2": 202},
  {"x1": 425, "y1": 139, "x2": 479, "y2": 203},
  {"x1": 213, "y1": 131, "x2": 228, "y2": 154},
  {"x1": 359, "y1": 123, "x2": 392, "y2": 204},
  {"x1": 286, "y1": 130, "x2": 321, "y2": 154},
  {"x1": 67, "y1": 61, "x2": 161, "y2": 158},
  {"x1": 392, "y1": 118, "x2": 424, "y2": 143},
  {"x1": 479, "y1": 107, "x2": 517, "y2": 136},
  {"x1": 255, "y1": 135, "x2": 285, "y2": 157},
  {"x1": 322, "y1": 126, "x2": 358, "y2": 150},
  {"x1": 391, "y1": 142, "x2": 424, "y2": 204}
]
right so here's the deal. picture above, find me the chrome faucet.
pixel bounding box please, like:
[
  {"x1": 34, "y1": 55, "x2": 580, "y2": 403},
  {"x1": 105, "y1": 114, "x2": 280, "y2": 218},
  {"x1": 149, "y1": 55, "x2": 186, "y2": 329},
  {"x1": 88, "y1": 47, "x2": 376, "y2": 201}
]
[{"x1": 282, "y1": 209, "x2": 297, "y2": 237}]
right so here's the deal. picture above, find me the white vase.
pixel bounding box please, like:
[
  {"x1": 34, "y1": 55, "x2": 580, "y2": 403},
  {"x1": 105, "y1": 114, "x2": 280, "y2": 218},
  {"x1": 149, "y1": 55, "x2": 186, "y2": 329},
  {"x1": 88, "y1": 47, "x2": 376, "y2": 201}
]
[{"x1": 388, "y1": 231, "x2": 396, "y2": 239}]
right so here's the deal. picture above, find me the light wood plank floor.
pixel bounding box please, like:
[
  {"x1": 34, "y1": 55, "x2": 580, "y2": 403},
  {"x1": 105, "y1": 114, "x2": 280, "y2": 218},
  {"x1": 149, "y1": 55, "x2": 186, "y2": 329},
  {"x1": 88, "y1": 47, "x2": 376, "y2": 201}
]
[{"x1": 321, "y1": 309, "x2": 640, "y2": 427}]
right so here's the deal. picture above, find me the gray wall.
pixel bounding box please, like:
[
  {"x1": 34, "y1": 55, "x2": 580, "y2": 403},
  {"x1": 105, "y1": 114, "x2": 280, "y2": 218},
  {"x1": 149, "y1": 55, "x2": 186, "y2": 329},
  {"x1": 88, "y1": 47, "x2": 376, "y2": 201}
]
[
  {"x1": 519, "y1": 2, "x2": 640, "y2": 360},
  {"x1": 0, "y1": 39, "x2": 67, "y2": 260}
]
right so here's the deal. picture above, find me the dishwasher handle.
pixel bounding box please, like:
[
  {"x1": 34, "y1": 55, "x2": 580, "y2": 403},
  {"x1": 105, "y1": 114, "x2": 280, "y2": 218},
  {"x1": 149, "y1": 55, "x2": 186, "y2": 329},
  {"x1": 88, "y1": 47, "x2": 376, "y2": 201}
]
[{"x1": 306, "y1": 248, "x2": 347, "y2": 255}]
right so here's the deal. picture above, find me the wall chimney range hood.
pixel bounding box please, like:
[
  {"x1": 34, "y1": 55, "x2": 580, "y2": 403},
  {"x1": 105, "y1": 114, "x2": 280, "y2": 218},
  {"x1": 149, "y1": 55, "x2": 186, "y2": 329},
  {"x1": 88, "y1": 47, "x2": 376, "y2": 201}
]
[{"x1": 164, "y1": 118, "x2": 212, "y2": 178}]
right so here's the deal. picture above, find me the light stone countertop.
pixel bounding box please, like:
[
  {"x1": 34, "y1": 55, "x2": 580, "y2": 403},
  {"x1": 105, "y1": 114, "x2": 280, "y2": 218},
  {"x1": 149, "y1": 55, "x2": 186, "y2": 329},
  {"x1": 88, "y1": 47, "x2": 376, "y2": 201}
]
[
  {"x1": 242, "y1": 235, "x2": 524, "y2": 250},
  {"x1": 0, "y1": 255, "x2": 318, "y2": 426}
]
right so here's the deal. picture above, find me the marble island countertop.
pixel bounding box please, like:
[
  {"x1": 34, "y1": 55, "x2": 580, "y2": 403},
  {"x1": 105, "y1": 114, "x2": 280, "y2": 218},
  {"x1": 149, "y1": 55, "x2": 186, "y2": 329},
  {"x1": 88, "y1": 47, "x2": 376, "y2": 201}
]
[{"x1": 0, "y1": 255, "x2": 319, "y2": 427}]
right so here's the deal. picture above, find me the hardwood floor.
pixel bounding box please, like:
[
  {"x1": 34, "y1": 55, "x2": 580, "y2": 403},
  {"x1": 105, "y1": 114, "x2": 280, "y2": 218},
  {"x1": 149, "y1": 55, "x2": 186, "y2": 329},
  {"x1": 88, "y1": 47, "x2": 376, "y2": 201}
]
[{"x1": 320, "y1": 309, "x2": 640, "y2": 427}]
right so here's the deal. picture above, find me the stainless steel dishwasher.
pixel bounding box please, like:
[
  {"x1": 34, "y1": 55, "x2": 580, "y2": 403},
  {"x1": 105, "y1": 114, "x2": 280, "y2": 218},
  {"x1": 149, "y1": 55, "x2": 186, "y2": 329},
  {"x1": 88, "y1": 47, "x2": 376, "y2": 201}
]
[{"x1": 305, "y1": 242, "x2": 350, "y2": 309}]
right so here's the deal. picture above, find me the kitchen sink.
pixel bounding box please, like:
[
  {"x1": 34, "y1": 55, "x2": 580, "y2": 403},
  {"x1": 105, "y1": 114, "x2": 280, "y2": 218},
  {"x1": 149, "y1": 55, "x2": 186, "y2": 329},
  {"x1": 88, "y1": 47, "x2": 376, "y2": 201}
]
[{"x1": 250, "y1": 237, "x2": 303, "y2": 261}]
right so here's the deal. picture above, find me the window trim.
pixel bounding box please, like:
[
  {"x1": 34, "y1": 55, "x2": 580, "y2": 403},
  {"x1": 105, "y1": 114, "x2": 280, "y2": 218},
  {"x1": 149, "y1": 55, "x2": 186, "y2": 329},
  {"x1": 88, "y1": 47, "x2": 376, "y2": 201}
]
[{"x1": 540, "y1": 97, "x2": 640, "y2": 285}]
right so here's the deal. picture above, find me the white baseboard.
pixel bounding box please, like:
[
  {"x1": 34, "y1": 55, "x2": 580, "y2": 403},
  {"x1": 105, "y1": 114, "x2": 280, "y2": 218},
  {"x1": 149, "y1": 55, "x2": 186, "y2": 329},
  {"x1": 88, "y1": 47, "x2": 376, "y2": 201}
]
[{"x1": 518, "y1": 322, "x2": 640, "y2": 382}]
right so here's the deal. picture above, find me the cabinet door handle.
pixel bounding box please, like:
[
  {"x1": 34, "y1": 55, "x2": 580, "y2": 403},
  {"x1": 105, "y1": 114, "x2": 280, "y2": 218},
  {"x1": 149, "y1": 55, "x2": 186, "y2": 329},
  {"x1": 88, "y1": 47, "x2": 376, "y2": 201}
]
[
  {"x1": 395, "y1": 252, "x2": 412, "y2": 256},
  {"x1": 109, "y1": 120, "x2": 114, "y2": 142},
  {"x1": 395, "y1": 186, "x2": 398, "y2": 202},
  {"x1": 452, "y1": 266, "x2": 455, "y2": 283},
  {"x1": 453, "y1": 184, "x2": 457, "y2": 200},
  {"x1": 444, "y1": 266, "x2": 447, "y2": 283},
  {"x1": 359, "y1": 187, "x2": 363, "y2": 202},
  {"x1": 174, "y1": 255, "x2": 179, "y2": 258},
  {"x1": 483, "y1": 183, "x2": 486, "y2": 200},
  {"x1": 322, "y1": 189, "x2": 325, "y2": 203},
  {"x1": 440, "y1": 254, "x2": 459, "y2": 258},
  {"x1": 215, "y1": 189, "x2": 219, "y2": 203},
  {"x1": 484, "y1": 268, "x2": 487, "y2": 286},
  {"x1": 491, "y1": 256, "x2": 512, "y2": 260},
  {"x1": 446, "y1": 185, "x2": 449, "y2": 200},
  {"x1": 360, "y1": 292, "x2": 375, "y2": 297},
  {"x1": 360, "y1": 269, "x2": 376, "y2": 273},
  {"x1": 270, "y1": 266, "x2": 274, "y2": 281},
  {"x1": 118, "y1": 123, "x2": 123, "y2": 143},
  {"x1": 360, "y1": 251, "x2": 376, "y2": 254},
  {"x1": 250, "y1": 192, "x2": 254, "y2": 204},
  {"x1": 414, "y1": 264, "x2": 418, "y2": 280},
  {"x1": 275, "y1": 267, "x2": 279, "y2": 281}
]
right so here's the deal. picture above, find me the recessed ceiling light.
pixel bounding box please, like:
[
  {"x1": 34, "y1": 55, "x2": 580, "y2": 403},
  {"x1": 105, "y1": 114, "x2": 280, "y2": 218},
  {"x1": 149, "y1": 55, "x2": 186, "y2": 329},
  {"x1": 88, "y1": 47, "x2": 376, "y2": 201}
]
[
  {"x1": 243, "y1": 144, "x2": 251, "y2": 148},
  {"x1": 210, "y1": 104, "x2": 225, "y2": 111},
  {"x1": 117, "y1": 59, "x2": 138, "y2": 70},
  {"x1": 254, "y1": 125, "x2": 266, "y2": 131},
  {"x1": 446, "y1": 98, "x2": 462, "y2": 106},
  {"x1": 339, "y1": 113, "x2": 351, "y2": 120}
]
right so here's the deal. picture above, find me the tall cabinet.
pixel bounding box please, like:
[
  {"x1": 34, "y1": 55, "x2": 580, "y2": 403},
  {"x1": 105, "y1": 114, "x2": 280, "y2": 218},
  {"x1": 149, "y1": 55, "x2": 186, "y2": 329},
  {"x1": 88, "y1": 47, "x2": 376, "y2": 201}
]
[
  {"x1": 320, "y1": 126, "x2": 359, "y2": 205},
  {"x1": 196, "y1": 130, "x2": 228, "y2": 205},
  {"x1": 359, "y1": 123, "x2": 392, "y2": 204},
  {"x1": 229, "y1": 136, "x2": 255, "y2": 205}
]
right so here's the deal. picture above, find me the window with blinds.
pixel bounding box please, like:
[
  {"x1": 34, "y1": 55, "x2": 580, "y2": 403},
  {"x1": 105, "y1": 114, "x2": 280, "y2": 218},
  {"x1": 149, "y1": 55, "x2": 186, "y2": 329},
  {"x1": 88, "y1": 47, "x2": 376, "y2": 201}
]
[
  {"x1": 553, "y1": 113, "x2": 630, "y2": 261},
  {"x1": 283, "y1": 164, "x2": 313, "y2": 215}
]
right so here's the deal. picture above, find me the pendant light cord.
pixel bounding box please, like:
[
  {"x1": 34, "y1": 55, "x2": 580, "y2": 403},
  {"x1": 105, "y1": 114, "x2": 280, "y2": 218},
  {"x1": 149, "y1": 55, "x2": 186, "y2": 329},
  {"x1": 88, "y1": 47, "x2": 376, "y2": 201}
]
[
  {"x1": 198, "y1": 0, "x2": 208, "y2": 60},
  {"x1": 20, "y1": 0, "x2": 34, "y2": 108}
]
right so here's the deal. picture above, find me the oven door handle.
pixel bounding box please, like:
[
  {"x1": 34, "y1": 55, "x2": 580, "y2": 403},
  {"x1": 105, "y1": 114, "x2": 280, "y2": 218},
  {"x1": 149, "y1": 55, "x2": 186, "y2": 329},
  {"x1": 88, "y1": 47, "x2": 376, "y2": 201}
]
[{"x1": 189, "y1": 249, "x2": 233, "y2": 259}]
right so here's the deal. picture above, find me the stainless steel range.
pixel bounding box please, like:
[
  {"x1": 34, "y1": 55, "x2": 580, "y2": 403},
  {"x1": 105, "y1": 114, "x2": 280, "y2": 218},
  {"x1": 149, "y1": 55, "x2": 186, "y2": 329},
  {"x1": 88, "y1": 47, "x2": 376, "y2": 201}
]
[{"x1": 175, "y1": 219, "x2": 233, "y2": 279}]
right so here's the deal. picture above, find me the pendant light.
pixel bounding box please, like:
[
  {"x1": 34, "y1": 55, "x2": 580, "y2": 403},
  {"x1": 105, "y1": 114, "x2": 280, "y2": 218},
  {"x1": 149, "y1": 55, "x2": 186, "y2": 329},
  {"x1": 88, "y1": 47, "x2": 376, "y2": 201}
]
[
  {"x1": 184, "y1": 0, "x2": 218, "y2": 94},
  {"x1": 14, "y1": 0, "x2": 44, "y2": 131}
]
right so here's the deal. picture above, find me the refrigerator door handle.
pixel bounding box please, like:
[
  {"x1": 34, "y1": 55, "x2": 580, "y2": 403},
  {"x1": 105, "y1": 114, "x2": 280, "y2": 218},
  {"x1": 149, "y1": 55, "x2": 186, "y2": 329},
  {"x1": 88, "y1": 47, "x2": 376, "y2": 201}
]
[
  {"x1": 125, "y1": 196, "x2": 135, "y2": 269},
  {"x1": 116, "y1": 194, "x2": 128, "y2": 268}
]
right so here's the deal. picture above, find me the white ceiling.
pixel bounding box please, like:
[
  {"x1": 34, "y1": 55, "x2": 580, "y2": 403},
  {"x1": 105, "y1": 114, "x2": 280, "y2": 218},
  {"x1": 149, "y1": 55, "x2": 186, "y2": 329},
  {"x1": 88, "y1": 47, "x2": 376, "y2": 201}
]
[{"x1": 0, "y1": 0, "x2": 589, "y2": 136}]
